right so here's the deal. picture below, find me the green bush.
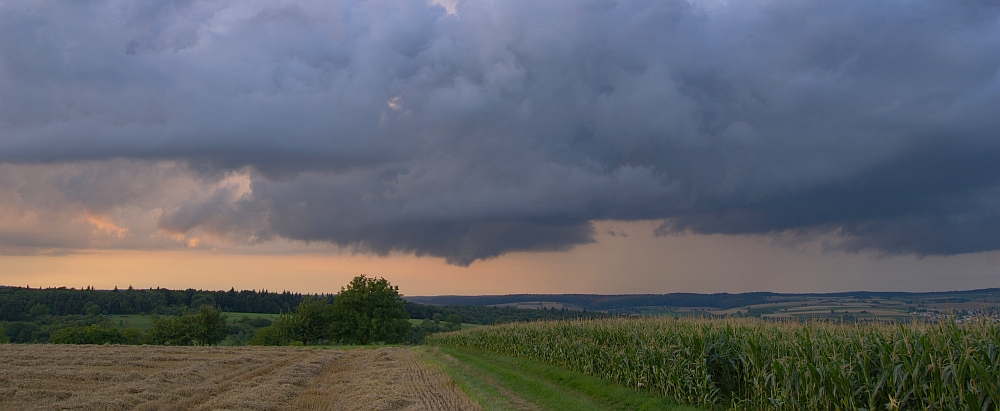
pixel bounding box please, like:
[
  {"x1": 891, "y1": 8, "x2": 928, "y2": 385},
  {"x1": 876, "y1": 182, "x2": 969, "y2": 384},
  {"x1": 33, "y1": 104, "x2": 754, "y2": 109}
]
[
  {"x1": 226, "y1": 316, "x2": 271, "y2": 346},
  {"x1": 248, "y1": 275, "x2": 410, "y2": 346},
  {"x1": 144, "y1": 305, "x2": 228, "y2": 346},
  {"x1": 246, "y1": 297, "x2": 338, "y2": 345},
  {"x1": 248, "y1": 313, "x2": 295, "y2": 346},
  {"x1": 51, "y1": 325, "x2": 142, "y2": 345}
]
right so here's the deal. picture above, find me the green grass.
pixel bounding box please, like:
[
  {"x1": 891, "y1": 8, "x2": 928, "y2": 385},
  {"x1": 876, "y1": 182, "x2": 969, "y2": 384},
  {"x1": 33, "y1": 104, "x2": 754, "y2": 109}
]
[
  {"x1": 407, "y1": 318, "x2": 484, "y2": 330},
  {"x1": 108, "y1": 314, "x2": 155, "y2": 330},
  {"x1": 418, "y1": 346, "x2": 702, "y2": 411}
]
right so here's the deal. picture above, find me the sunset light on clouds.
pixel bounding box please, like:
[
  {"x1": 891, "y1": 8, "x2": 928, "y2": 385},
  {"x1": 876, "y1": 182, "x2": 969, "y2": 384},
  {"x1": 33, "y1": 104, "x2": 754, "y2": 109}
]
[{"x1": 0, "y1": 0, "x2": 997, "y2": 294}]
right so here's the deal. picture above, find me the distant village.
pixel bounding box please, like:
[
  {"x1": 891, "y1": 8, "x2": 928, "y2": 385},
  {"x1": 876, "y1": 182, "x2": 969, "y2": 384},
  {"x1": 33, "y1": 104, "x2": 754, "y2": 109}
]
[{"x1": 910, "y1": 307, "x2": 1000, "y2": 323}]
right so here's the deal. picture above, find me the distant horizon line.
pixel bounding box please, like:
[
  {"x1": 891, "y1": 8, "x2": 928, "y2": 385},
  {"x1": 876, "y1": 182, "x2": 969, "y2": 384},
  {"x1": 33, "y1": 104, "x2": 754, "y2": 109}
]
[{"x1": 4, "y1": 284, "x2": 997, "y2": 298}]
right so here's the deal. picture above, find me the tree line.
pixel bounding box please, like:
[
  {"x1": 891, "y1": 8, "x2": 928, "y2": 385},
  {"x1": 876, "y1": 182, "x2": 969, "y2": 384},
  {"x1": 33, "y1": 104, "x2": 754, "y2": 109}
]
[
  {"x1": 3, "y1": 275, "x2": 411, "y2": 346},
  {"x1": 1, "y1": 278, "x2": 614, "y2": 345},
  {"x1": 49, "y1": 305, "x2": 230, "y2": 345},
  {"x1": 0, "y1": 285, "x2": 307, "y2": 321}
]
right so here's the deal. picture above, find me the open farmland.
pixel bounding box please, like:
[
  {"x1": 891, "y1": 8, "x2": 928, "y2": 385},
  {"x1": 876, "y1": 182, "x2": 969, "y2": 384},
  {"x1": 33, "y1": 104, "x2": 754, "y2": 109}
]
[
  {"x1": 700, "y1": 296, "x2": 915, "y2": 320},
  {"x1": 607, "y1": 293, "x2": 1000, "y2": 322},
  {"x1": 410, "y1": 289, "x2": 1000, "y2": 323},
  {"x1": 429, "y1": 317, "x2": 1000, "y2": 410},
  {"x1": 0, "y1": 345, "x2": 477, "y2": 411},
  {"x1": 488, "y1": 302, "x2": 587, "y2": 311}
]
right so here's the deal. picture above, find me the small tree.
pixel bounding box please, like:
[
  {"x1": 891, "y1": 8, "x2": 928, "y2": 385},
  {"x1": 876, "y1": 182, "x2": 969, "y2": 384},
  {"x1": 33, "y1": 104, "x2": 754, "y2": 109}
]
[
  {"x1": 145, "y1": 316, "x2": 194, "y2": 345},
  {"x1": 330, "y1": 275, "x2": 410, "y2": 345},
  {"x1": 288, "y1": 297, "x2": 335, "y2": 345},
  {"x1": 145, "y1": 305, "x2": 227, "y2": 346},
  {"x1": 247, "y1": 298, "x2": 335, "y2": 346},
  {"x1": 248, "y1": 312, "x2": 295, "y2": 346},
  {"x1": 193, "y1": 305, "x2": 228, "y2": 346},
  {"x1": 444, "y1": 314, "x2": 462, "y2": 331}
]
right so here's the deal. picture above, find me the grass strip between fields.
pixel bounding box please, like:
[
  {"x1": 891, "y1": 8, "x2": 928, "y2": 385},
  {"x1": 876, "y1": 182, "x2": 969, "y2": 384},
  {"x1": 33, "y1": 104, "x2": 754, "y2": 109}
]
[{"x1": 417, "y1": 346, "x2": 703, "y2": 411}]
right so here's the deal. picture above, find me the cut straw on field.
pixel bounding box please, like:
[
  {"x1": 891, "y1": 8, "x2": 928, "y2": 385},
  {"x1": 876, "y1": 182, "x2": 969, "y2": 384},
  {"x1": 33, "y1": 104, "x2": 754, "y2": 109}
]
[{"x1": 0, "y1": 345, "x2": 477, "y2": 410}]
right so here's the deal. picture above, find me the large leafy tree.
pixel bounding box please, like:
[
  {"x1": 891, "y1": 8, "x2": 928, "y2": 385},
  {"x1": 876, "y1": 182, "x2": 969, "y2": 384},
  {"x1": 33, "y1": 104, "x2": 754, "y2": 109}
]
[{"x1": 330, "y1": 275, "x2": 410, "y2": 345}]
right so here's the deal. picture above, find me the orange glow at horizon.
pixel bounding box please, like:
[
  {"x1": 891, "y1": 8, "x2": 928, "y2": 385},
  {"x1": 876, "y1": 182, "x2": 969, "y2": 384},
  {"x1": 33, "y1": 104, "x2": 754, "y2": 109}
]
[{"x1": 1, "y1": 221, "x2": 997, "y2": 295}]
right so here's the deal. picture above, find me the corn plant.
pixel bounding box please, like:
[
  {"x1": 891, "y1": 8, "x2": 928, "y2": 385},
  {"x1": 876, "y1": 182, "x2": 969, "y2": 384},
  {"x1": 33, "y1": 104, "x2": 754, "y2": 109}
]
[{"x1": 427, "y1": 317, "x2": 999, "y2": 410}]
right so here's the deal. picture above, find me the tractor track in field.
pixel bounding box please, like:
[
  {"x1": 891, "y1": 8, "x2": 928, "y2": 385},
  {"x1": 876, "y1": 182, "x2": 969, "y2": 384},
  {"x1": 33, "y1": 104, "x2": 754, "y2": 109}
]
[{"x1": 289, "y1": 347, "x2": 479, "y2": 411}]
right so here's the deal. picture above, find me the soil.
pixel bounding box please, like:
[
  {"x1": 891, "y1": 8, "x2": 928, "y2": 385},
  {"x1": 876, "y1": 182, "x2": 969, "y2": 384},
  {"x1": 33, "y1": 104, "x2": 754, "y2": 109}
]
[{"x1": 0, "y1": 345, "x2": 477, "y2": 411}]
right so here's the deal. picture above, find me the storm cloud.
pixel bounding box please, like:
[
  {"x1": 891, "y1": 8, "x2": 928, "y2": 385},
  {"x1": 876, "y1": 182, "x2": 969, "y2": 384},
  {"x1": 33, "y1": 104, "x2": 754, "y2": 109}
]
[{"x1": 0, "y1": 0, "x2": 997, "y2": 265}]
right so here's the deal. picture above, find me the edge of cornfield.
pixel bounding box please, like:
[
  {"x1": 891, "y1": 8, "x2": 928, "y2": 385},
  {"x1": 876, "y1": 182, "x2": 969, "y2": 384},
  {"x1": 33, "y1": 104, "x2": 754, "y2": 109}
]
[{"x1": 416, "y1": 345, "x2": 705, "y2": 411}]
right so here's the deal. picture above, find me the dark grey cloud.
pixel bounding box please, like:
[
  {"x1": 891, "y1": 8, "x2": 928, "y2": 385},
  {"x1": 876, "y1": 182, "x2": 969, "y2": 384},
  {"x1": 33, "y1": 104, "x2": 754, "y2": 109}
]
[
  {"x1": 656, "y1": 142, "x2": 1000, "y2": 255},
  {"x1": 0, "y1": 0, "x2": 997, "y2": 264}
]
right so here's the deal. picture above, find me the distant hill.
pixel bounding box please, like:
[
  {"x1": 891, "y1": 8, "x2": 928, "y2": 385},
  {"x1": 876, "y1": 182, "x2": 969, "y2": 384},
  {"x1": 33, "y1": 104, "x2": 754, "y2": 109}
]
[
  {"x1": 404, "y1": 288, "x2": 1000, "y2": 310},
  {"x1": 405, "y1": 293, "x2": 773, "y2": 310}
]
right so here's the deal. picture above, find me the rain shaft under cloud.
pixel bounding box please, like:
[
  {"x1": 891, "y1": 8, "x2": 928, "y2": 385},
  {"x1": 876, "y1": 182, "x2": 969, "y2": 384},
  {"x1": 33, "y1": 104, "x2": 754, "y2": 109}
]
[{"x1": 0, "y1": 0, "x2": 997, "y2": 265}]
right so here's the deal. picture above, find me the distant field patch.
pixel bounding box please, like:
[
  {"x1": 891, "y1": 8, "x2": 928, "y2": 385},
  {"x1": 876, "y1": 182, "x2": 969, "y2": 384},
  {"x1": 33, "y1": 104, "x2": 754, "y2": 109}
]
[
  {"x1": 408, "y1": 318, "x2": 484, "y2": 330},
  {"x1": 488, "y1": 301, "x2": 586, "y2": 311}
]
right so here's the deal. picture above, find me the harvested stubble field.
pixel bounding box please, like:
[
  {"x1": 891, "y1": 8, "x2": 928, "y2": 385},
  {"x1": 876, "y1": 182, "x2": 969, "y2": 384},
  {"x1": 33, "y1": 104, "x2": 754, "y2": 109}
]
[{"x1": 0, "y1": 345, "x2": 478, "y2": 411}]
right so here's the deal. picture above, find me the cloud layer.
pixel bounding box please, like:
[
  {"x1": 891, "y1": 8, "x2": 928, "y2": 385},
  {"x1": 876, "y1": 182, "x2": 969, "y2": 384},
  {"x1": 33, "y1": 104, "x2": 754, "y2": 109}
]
[{"x1": 1, "y1": 0, "x2": 997, "y2": 264}]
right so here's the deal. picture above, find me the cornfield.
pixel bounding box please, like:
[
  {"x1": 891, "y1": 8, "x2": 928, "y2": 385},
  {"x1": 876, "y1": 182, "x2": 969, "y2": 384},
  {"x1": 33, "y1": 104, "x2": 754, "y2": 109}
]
[{"x1": 427, "y1": 318, "x2": 999, "y2": 410}]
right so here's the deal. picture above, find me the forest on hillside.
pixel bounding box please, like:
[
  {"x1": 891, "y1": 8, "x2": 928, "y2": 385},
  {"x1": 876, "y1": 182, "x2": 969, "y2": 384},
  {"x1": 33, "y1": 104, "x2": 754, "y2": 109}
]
[
  {"x1": 0, "y1": 286, "x2": 608, "y2": 344},
  {"x1": 0, "y1": 286, "x2": 308, "y2": 320}
]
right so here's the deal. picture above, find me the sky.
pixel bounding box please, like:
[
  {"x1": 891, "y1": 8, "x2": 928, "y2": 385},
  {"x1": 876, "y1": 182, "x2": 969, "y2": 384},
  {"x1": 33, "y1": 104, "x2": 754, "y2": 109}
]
[{"x1": 0, "y1": 0, "x2": 998, "y2": 295}]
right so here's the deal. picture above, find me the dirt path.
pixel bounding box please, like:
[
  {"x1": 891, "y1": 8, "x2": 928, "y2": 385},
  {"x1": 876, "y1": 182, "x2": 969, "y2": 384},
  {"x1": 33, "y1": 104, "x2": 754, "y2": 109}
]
[{"x1": 0, "y1": 345, "x2": 477, "y2": 411}]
